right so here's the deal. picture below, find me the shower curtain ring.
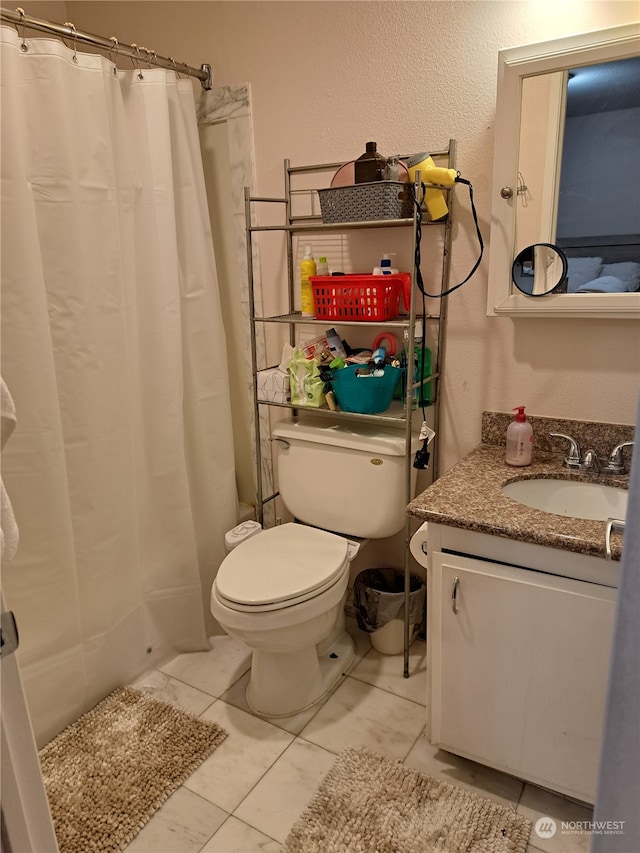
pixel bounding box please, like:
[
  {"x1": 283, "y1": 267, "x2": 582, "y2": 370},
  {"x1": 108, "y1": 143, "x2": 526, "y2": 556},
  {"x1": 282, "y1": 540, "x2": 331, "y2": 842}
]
[
  {"x1": 108, "y1": 36, "x2": 119, "y2": 74},
  {"x1": 146, "y1": 49, "x2": 157, "y2": 70},
  {"x1": 64, "y1": 22, "x2": 78, "y2": 62},
  {"x1": 130, "y1": 44, "x2": 144, "y2": 80},
  {"x1": 169, "y1": 57, "x2": 184, "y2": 80},
  {"x1": 15, "y1": 7, "x2": 28, "y2": 52}
]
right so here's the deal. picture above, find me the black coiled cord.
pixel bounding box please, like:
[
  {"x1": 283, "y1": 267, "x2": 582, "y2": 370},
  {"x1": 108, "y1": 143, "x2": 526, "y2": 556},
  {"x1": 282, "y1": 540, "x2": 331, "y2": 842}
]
[
  {"x1": 413, "y1": 176, "x2": 484, "y2": 299},
  {"x1": 410, "y1": 173, "x2": 485, "y2": 468}
]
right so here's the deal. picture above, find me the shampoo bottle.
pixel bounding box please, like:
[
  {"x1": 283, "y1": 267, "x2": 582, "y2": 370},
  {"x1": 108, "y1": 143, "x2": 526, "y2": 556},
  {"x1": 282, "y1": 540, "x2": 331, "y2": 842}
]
[
  {"x1": 505, "y1": 406, "x2": 533, "y2": 466},
  {"x1": 300, "y1": 245, "x2": 317, "y2": 318}
]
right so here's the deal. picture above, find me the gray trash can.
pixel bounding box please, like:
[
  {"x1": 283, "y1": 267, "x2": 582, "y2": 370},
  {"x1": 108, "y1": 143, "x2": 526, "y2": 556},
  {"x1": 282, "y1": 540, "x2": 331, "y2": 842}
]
[{"x1": 353, "y1": 569, "x2": 425, "y2": 655}]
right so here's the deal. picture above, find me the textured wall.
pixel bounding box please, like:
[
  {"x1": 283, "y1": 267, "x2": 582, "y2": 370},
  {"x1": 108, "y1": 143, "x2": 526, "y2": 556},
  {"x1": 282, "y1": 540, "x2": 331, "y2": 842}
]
[
  {"x1": 18, "y1": 1, "x2": 68, "y2": 19},
  {"x1": 62, "y1": 1, "x2": 640, "y2": 471}
]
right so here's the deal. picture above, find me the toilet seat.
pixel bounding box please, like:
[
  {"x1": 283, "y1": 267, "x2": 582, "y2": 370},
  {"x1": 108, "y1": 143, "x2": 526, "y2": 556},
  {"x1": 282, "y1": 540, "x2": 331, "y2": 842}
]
[{"x1": 215, "y1": 523, "x2": 349, "y2": 613}]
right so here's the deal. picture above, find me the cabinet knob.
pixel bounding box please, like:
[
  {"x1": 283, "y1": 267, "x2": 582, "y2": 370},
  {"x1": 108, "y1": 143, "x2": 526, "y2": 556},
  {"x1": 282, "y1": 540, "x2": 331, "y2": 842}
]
[
  {"x1": 500, "y1": 186, "x2": 513, "y2": 199},
  {"x1": 452, "y1": 576, "x2": 460, "y2": 614}
]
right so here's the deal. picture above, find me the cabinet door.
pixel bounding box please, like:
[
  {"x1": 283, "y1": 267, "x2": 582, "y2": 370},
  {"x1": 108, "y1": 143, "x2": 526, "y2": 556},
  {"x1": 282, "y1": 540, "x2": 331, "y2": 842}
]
[{"x1": 430, "y1": 551, "x2": 616, "y2": 802}]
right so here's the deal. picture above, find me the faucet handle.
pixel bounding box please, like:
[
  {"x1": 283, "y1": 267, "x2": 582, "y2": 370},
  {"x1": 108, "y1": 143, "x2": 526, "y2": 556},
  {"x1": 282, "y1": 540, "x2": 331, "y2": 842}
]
[
  {"x1": 606, "y1": 441, "x2": 634, "y2": 474},
  {"x1": 549, "y1": 432, "x2": 582, "y2": 468}
]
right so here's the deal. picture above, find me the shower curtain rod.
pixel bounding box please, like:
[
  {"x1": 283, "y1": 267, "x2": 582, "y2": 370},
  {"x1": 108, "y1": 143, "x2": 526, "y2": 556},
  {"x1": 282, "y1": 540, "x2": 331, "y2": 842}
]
[{"x1": 0, "y1": 6, "x2": 212, "y2": 89}]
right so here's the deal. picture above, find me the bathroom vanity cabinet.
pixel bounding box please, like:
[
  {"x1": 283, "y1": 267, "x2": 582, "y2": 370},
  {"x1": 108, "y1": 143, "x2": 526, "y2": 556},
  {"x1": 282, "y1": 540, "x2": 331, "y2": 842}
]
[
  {"x1": 244, "y1": 144, "x2": 457, "y2": 673},
  {"x1": 425, "y1": 523, "x2": 616, "y2": 804}
]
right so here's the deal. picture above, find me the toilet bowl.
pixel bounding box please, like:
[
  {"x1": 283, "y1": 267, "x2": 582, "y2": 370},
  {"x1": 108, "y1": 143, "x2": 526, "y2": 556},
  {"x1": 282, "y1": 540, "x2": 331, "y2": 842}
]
[
  {"x1": 212, "y1": 419, "x2": 420, "y2": 718},
  {"x1": 211, "y1": 523, "x2": 356, "y2": 717}
]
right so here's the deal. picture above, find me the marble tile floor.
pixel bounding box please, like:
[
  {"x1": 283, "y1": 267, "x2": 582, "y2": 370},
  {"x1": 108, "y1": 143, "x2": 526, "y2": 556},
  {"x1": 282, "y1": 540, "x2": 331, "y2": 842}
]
[{"x1": 127, "y1": 625, "x2": 595, "y2": 853}]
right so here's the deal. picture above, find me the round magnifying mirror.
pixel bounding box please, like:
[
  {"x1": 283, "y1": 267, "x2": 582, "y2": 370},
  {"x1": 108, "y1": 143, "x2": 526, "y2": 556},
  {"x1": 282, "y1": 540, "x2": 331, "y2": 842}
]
[{"x1": 512, "y1": 243, "x2": 568, "y2": 296}]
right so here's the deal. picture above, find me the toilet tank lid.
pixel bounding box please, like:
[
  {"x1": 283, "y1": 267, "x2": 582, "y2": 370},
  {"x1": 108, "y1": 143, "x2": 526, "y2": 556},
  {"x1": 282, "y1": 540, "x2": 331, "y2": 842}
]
[{"x1": 272, "y1": 419, "x2": 421, "y2": 457}]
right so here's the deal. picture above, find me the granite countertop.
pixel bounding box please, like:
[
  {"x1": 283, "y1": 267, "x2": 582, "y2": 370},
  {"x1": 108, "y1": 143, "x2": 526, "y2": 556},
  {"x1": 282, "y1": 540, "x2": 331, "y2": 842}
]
[{"x1": 407, "y1": 413, "x2": 633, "y2": 562}]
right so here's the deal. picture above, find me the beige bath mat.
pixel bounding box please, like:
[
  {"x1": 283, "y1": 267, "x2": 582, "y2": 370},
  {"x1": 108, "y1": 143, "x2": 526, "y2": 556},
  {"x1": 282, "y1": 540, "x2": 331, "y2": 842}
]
[
  {"x1": 283, "y1": 746, "x2": 531, "y2": 853},
  {"x1": 39, "y1": 685, "x2": 227, "y2": 853}
]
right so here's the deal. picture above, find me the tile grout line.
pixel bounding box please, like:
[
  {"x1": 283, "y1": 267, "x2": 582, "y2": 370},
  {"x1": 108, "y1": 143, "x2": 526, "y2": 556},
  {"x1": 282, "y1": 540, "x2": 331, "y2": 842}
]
[
  {"x1": 192, "y1": 812, "x2": 278, "y2": 853},
  {"x1": 224, "y1": 733, "x2": 301, "y2": 835},
  {"x1": 154, "y1": 663, "x2": 252, "y2": 705},
  {"x1": 400, "y1": 723, "x2": 427, "y2": 764},
  {"x1": 344, "y1": 671, "x2": 428, "y2": 709}
]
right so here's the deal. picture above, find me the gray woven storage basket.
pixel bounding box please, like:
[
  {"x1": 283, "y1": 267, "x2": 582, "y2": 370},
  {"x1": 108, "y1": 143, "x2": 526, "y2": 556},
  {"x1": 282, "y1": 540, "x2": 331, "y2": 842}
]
[{"x1": 318, "y1": 181, "x2": 414, "y2": 224}]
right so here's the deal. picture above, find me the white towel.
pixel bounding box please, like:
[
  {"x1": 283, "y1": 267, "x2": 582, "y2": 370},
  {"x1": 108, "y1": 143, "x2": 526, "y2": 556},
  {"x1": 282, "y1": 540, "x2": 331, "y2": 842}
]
[{"x1": 1, "y1": 377, "x2": 19, "y2": 562}]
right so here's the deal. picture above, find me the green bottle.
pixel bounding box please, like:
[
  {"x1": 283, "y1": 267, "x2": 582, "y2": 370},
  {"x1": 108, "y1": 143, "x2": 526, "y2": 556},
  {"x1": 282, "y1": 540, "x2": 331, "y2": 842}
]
[
  {"x1": 413, "y1": 342, "x2": 433, "y2": 408},
  {"x1": 395, "y1": 342, "x2": 433, "y2": 408}
]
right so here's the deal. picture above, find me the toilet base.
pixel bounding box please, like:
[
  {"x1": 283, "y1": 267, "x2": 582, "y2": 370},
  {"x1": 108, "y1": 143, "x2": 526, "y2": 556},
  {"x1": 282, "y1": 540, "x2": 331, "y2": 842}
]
[{"x1": 245, "y1": 630, "x2": 356, "y2": 718}]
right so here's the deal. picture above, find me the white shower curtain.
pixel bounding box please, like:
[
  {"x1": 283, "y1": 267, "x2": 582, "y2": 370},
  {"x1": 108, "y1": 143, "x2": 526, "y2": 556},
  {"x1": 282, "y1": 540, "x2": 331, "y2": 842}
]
[{"x1": 0, "y1": 26, "x2": 238, "y2": 746}]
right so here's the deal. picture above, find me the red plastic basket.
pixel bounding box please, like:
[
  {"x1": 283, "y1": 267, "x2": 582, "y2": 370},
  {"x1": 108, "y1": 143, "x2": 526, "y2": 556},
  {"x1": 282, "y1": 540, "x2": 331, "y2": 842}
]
[{"x1": 310, "y1": 275, "x2": 401, "y2": 322}]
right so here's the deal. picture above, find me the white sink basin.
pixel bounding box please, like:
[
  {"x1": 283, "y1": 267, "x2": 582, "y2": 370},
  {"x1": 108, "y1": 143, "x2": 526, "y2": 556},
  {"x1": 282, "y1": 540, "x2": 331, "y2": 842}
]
[{"x1": 502, "y1": 478, "x2": 628, "y2": 521}]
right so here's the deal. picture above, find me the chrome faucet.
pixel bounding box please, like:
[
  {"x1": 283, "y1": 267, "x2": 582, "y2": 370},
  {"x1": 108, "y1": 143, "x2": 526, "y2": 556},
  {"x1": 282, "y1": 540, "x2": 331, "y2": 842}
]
[
  {"x1": 549, "y1": 432, "x2": 582, "y2": 469},
  {"x1": 550, "y1": 433, "x2": 634, "y2": 475},
  {"x1": 582, "y1": 449, "x2": 605, "y2": 474},
  {"x1": 606, "y1": 441, "x2": 634, "y2": 474}
]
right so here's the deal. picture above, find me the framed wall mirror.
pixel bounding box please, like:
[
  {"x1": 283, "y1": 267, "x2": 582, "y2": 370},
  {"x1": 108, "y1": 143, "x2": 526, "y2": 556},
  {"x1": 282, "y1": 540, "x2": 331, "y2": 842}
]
[{"x1": 487, "y1": 22, "x2": 640, "y2": 319}]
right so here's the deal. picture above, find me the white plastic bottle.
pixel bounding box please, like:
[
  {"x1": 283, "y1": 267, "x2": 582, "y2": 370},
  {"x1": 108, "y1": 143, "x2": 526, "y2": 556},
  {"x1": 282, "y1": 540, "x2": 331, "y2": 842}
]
[
  {"x1": 300, "y1": 245, "x2": 317, "y2": 318},
  {"x1": 316, "y1": 256, "x2": 329, "y2": 276},
  {"x1": 373, "y1": 253, "x2": 399, "y2": 275},
  {"x1": 505, "y1": 406, "x2": 533, "y2": 466}
]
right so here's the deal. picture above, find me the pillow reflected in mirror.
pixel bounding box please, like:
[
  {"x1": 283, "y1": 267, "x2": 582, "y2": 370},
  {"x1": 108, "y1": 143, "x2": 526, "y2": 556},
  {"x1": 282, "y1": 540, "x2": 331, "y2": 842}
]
[
  {"x1": 566, "y1": 256, "x2": 603, "y2": 292},
  {"x1": 601, "y1": 262, "x2": 640, "y2": 291},
  {"x1": 567, "y1": 259, "x2": 640, "y2": 293},
  {"x1": 574, "y1": 275, "x2": 627, "y2": 293}
]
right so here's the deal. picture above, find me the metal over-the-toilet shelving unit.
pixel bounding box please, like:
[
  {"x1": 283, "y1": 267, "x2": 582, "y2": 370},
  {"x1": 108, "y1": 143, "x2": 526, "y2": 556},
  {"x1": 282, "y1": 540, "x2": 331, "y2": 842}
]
[{"x1": 244, "y1": 141, "x2": 456, "y2": 676}]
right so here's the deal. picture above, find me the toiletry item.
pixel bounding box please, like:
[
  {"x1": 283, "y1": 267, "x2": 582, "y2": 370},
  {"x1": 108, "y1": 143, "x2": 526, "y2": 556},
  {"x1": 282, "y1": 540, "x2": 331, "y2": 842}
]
[
  {"x1": 325, "y1": 390, "x2": 338, "y2": 410},
  {"x1": 299, "y1": 333, "x2": 330, "y2": 361},
  {"x1": 347, "y1": 350, "x2": 373, "y2": 365},
  {"x1": 402, "y1": 338, "x2": 433, "y2": 410},
  {"x1": 325, "y1": 327, "x2": 347, "y2": 359},
  {"x1": 506, "y1": 406, "x2": 533, "y2": 466},
  {"x1": 317, "y1": 256, "x2": 329, "y2": 276},
  {"x1": 384, "y1": 156, "x2": 400, "y2": 181},
  {"x1": 354, "y1": 141, "x2": 387, "y2": 184},
  {"x1": 371, "y1": 346, "x2": 386, "y2": 365},
  {"x1": 413, "y1": 341, "x2": 433, "y2": 408},
  {"x1": 393, "y1": 347, "x2": 407, "y2": 400},
  {"x1": 373, "y1": 253, "x2": 399, "y2": 275},
  {"x1": 371, "y1": 350, "x2": 387, "y2": 377},
  {"x1": 300, "y1": 245, "x2": 317, "y2": 318}
]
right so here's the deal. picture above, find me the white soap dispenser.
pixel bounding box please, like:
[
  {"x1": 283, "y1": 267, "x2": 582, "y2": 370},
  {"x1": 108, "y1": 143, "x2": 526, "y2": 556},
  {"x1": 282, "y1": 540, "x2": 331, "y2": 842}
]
[
  {"x1": 505, "y1": 406, "x2": 533, "y2": 466},
  {"x1": 373, "y1": 253, "x2": 399, "y2": 275}
]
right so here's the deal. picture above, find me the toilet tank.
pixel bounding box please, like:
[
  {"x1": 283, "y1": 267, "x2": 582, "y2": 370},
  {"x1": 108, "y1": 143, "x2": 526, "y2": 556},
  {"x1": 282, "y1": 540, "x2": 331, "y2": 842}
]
[{"x1": 271, "y1": 420, "x2": 420, "y2": 539}]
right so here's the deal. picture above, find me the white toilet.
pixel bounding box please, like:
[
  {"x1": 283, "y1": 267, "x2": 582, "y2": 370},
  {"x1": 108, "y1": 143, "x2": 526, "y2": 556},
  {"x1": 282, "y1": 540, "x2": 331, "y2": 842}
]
[{"x1": 210, "y1": 419, "x2": 419, "y2": 718}]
